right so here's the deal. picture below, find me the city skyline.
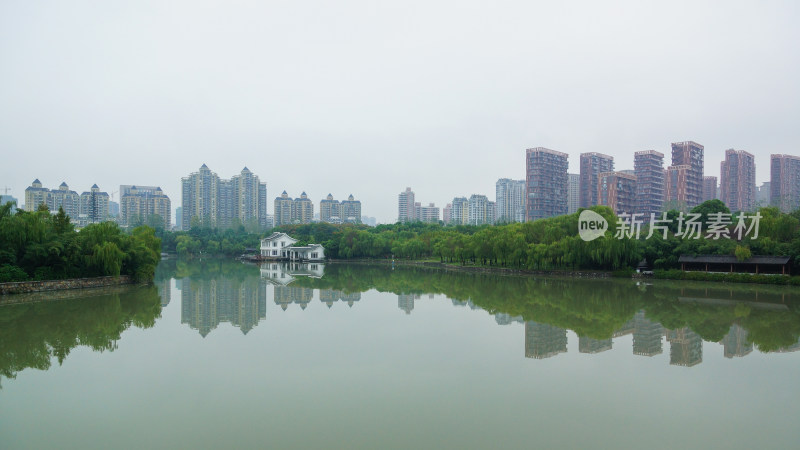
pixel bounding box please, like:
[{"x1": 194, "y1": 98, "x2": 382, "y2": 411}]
[{"x1": 2, "y1": 2, "x2": 798, "y2": 224}]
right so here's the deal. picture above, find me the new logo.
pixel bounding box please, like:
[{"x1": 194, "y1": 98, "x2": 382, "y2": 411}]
[{"x1": 578, "y1": 210, "x2": 608, "y2": 242}]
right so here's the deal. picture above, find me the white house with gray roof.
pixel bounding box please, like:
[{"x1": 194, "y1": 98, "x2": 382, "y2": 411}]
[{"x1": 260, "y1": 232, "x2": 325, "y2": 261}]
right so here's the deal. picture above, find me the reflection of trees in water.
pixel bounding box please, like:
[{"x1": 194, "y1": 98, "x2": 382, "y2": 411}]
[
  {"x1": 291, "y1": 263, "x2": 800, "y2": 353},
  {"x1": 0, "y1": 286, "x2": 162, "y2": 386}
]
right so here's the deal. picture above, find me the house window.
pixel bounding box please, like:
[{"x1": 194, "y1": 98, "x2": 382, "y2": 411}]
[
  {"x1": 311, "y1": 252, "x2": 317, "y2": 258},
  {"x1": 273, "y1": 242, "x2": 277, "y2": 247},
  {"x1": 272, "y1": 250, "x2": 277, "y2": 256},
  {"x1": 281, "y1": 242, "x2": 286, "y2": 247}
]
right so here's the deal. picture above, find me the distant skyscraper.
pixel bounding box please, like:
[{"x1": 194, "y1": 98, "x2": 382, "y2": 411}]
[
  {"x1": 320, "y1": 194, "x2": 342, "y2": 223},
  {"x1": 79, "y1": 184, "x2": 110, "y2": 225},
  {"x1": 442, "y1": 203, "x2": 452, "y2": 225},
  {"x1": 450, "y1": 197, "x2": 468, "y2": 225},
  {"x1": 597, "y1": 171, "x2": 636, "y2": 215},
  {"x1": 567, "y1": 173, "x2": 580, "y2": 214},
  {"x1": 524, "y1": 321, "x2": 568, "y2": 359},
  {"x1": 770, "y1": 154, "x2": 800, "y2": 213},
  {"x1": 720, "y1": 149, "x2": 756, "y2": 212},
  {"x1": 702, "y1": 176, "x2": 718, "y2": 203},
  {"x1": 291, "y1": 192, "x2": 313, "y2": 224},
  {"x1": 181, "y1": 165, "x2": 266, "y2": 229},
  {"x1": 526, "y1": 148, "x2": 568, "y2": 221},
  {"x1": 24, "y1": 179, "x2": 49, "y2": 212},
  {"x1": 495, "y1": 178, "x2": 526, "y2": 223},
  {"x1": 634, "y1": 150, "x2": 664, "y2": 219},
  {"x1": 109, "y1": 201, "x2": 119, "y2": 218},
  {"x1": 398, "y1": 187, "x2": 416, "y2": 223},
  {"x1": 49, "y1": 182, "x2": 80, "y2": 218},
  {"x1": 580, "y1": 152, "x2": 614, "y2": 208},
  {"x1": 175, "y1": 206, "x2": 182, "y2": 230},
  {"x1": 468, "y1": 194, "x2": 491, "y2": 225},
  {"x1": 0, "y1": 194, "x2": 18, "y2": 214},
  {"x1": 419, "y1": 203, "x2": 440, "y2": 223},
  {"x1": 274, "y1": 191, "x2": 292, "y2": 226},
  {"x1": 668, "y1": 141, "x2": 704, "y2": 208},
  {"x1": 120, "y1": 185, "x2": 171, "y2": 229},
  {"x1": 665, "y1": 165, "x2": 691, "y2": 211},
  {"x1": 340, "y1": 194, "x2": 362, "y2": 223}
]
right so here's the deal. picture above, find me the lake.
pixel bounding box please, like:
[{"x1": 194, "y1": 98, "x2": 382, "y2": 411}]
[{"x1": 1, "y1": 260, "x2": 799, "y2": 449}]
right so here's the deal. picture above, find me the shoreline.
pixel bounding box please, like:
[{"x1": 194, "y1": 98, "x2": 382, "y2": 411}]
[
  {"x1": 0, "y1": 275, "x2": 136, "y2": 296},
  {"x1": 325, "y1": 259, "x2": 800, "y2": 286}
]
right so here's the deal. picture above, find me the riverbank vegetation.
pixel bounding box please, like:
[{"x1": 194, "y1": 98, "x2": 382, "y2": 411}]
[
  {"x1": 0, "y1": 203, "x2": 161, "y2": 283},
  {"x1": 158, "y1": 200, "x2": 800, "y2": 275}
]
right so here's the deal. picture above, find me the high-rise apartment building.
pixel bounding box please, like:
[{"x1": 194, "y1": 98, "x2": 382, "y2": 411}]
[
  {"x1": 567, "y1": 174, "x2": 580, "y2": 214},
  {"x1": 720, "y1": 149, "x2": 756, "y2": 212},
  {"x1": 468, "y1": 194, "x2": 491, "y2": 225},
  {"x1": 450, "y1": 197, "x2": 468, "y2": 225},
  {"x1": 579, "y1": 152, "x2": 614, "y2": 208},
  {"x1": 274, "y1": 191, "x2": 293, "y2": 226},
  {"x1": 291, "y1": 192, "x2": 313, "y2": 224},
  {"x1": 340, "y1": 194, "x2": 362, "y2": 223},
  {"x1": 634, "y1": 150, "x2": 664, "y2": 219},
  {"x1": 79, "y1": 184, "x2": 110, "y2": 224},
  {"x1": 319, "y1": 194, "x2": 342, "y2": 223},
  {"x1": 495, "y1": 178, "x2": 526, "y2": 223},
  {"x1": 49, "y1": 182, "x2": 80, "y2": 218},
  {"x1": 120, "y1": 185, "x2": 171, "y2": 229},
  {"x1": 442, "y1": 203, "x2": 452, "y2": 225},
  {"x1": 181, "y1": 165, "x2": 267, "y2": 230},
  {"x1": 398, "y1": 187, "x2": 416, "y2": 223},
  {"x1": 665, "y1": 165, "x2": 691, "y2": 211},
  {"x1": 770, "y1": 154, "x2": 800, "y2": 213},
  {"x1": 668, "y1": 141, "x2": 704, "y2": 208},
  {"x1": 418, "y1": 203, "x2": 440, "y2": 223},
  {"x1": 702, "y1": 176, "x2": 718, "y2": 203},
  {"x1": 526, "y1": 148, "x2": 568, "y2": 221},
  {"x1": 25, "y1": 180, "x2": 108, "y2": 224},
  {"x1": 598, "y1": 171, "x2": 637, "y2": 215},
  {"x1": 24, "y1": 179, "x2": 50, "y2": 212}
]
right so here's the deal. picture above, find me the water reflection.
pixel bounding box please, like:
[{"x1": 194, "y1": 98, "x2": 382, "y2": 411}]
[{"x1": 4, "y1": 259, "x2": 800, "y2": 386}]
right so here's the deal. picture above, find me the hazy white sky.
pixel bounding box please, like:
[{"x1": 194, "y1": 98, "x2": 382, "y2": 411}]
[{"x1": 2, "y1": 0, "x2": 799, "y2": 223}]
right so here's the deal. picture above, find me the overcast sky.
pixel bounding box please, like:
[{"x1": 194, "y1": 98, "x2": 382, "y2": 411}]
[{"x1": 2, "y1": 0, "x2": 799, "y2": 223}]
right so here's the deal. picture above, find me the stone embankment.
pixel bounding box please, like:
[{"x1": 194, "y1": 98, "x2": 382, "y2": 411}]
[{"x1": 0, "y1": 276, "x2": 134, "y2": 296}]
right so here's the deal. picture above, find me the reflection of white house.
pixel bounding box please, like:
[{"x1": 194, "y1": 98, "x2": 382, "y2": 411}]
[
  {"x1": 259, "y1": 232, "x2": 326, "y2": 261},
  {"x1": 260, "y1": 262, "x2": 326, "y2": 285}
]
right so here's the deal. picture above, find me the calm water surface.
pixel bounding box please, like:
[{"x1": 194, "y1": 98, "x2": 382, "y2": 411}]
[{"x1": 1, "y1": 260, "x2": 800, "y2": 449}]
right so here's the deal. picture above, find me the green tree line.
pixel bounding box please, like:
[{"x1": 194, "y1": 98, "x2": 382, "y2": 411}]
[{"x1": 0, "y1": 203, "x2": 161, "y2": 283}]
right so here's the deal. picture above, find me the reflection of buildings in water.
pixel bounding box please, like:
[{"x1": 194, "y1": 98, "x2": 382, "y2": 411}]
[
  {"x1": 525, "y1": 321, "x2": 568, "y2": 359},
  {"x1": 398, "y1": 294, "x2": 418, "y2": 314},
  {"x1": 667, "y1": 327, "x2": 703, "y2": 367},
  {"x1": 612, "y1": 317, "x2": 636, "y2": 338},
  {"x1": 156, "y1": 279, "x2": 171, "y2": 307},
  {"x1": 467, "y1": 300, "x2": 481, "y2": 311},
  {"x1": 181, "y1": 278, "x2": 267, "y2": 337},
  {"x1": 494, "y1": 313, "x2": 523, "y2": 325},
  {"x1": 260, "y1": 262, "x2": 325, "y2": 286},
  {"x1": 319, "y1": 289, "x2": 361, "y2": 308},
  {"x1": 274, "y1": 286, "x2": 314, "y2": 311},
  {"x1": 632, "y1": 310, "x2": 664, "y2": 357},
  {"x1": 451, "y1": 299, "x2": 468, "y2": 307},
  {"x1": 578, "y1": 336, "x2": 612, "y2": 354},
  {"x1": 722, "y1": 323, "x2": 753, "y2": 358}
]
